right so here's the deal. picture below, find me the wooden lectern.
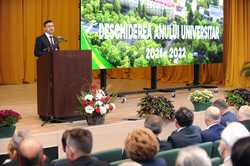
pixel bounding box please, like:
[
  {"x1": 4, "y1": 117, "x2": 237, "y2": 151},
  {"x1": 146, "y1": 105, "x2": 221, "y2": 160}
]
[{"x1": 37, "y1": 50, "x2": 92, "y2": 120}]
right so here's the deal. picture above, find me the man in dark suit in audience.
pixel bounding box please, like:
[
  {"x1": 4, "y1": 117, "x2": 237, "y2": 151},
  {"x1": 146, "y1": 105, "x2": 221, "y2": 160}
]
[
  {"x1": 238, "y1": 105, "x2": 250, "y2": 131},
  {"x1": 144, "y1": 115, "x2": 169, "y2": 151},
  {"x1": 201, "y1": 106, "x2": 225, "y2": 142},
  {"x1": 213, "y1": 99, "x2": 237, "y2": 126},
  {"x1": 65, "y1": 128, "x2": 109, "y2": 166},
  {"x1": 165, "y1": 107, "x2": 202, "y2": 149},
  {"x1": 34, "y1": 20, "x2": 60, "y2": 57},
  {"x1": 50, "y1": 130, "x2": 70, "y2": 166}
]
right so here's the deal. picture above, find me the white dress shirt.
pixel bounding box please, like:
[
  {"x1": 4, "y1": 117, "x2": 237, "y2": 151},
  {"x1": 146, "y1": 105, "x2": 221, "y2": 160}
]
[{"x1": 45, "y1": 32, "x2": 54, "y2": 45}]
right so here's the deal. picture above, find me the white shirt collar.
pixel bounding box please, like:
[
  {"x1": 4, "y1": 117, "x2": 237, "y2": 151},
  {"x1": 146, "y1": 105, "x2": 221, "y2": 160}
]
[
  {"x1": 45, "y1": 32, "x2": 54, "y2": 44},
  {"x1": 223, "y1": 156, "x2": 231, "y2": 163},
  {"x1": 45, "y1": 32, "x2": 53, "y2": 38},
  {"x1": 206, "y1": 123, "x2": 218, "y2": 129},
  {"x1": 177, "y1": 127, "x2": 185, "y2": 132}
]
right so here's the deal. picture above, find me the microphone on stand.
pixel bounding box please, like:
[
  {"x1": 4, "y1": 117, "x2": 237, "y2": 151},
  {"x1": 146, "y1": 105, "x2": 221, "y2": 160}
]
[{"x1": 57, "y1": 36, "x2": 68, "y2": 43}]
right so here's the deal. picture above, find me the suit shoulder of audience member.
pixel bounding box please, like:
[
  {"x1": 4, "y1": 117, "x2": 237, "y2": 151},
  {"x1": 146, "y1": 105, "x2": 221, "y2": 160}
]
[{"x1": 166, "y1": 107, "x2": 202, "y2": 149}]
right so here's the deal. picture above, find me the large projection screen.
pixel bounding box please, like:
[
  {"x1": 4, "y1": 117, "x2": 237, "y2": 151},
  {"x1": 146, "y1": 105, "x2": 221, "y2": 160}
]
[{"x1": 80, "y1": 0, "x2": 224, "y2": 70}]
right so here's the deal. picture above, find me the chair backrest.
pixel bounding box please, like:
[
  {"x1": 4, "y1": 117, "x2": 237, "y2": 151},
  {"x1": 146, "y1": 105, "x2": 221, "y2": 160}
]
[
  {"x1": 211, "y1": 157, "x2": 222, "y2": 166},
  {"x1": 198, "y1": 142, "x2": 213, "y2": 157},
  {"x1": 93, "y1": 148, "x2": 123, "y2": 163},
  {"x1": 43, "y1": 146, "x2": 58, "y2": 161},
  {"x1": 0, "y1": 154, "x2": 9, "y2": 165},
  {"x1": 155, "y1": 148, "x2": 180, "y2": 166},
  {"x1": 212, "y1": 140, "x2": 221, "y2": 158},
  {"x1": 110, "y1": 159, "x2": 131, "y2": 166}
]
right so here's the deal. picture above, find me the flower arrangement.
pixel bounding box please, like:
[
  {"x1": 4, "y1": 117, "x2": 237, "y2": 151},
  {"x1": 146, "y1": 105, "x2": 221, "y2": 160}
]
[
  {"x1": 137, "y1": 95, "x2": 175, "y2": 120},
  {"x1": 77, "y1": 84, "x2": 116, "y2": 124},
  {"x1": 190, "y1": 89, "x2": 214, "y2": 104},
  {"x1": 0, "y1": 110, "x2": 21, "y2": 127},
  {"x1": 226, "y1": 88, "x2": 250, "y2": 109}
]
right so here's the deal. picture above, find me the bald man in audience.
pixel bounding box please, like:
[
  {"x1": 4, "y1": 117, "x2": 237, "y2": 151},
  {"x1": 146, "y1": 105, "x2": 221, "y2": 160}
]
[
  {"x1": 18, "y1": 138, "x2": 48, "y2": 166},
  {"x1": 238, "y1": 105, "x2": 250, "y2": 131},
  {"x1": 201, "y1": 106, "x2": 225, "y2": 142}
]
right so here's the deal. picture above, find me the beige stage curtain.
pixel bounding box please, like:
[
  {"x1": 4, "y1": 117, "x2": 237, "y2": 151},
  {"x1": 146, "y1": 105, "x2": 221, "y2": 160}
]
[{"x1": 0, "y1": 0, "x2": 249, "y2": 87}]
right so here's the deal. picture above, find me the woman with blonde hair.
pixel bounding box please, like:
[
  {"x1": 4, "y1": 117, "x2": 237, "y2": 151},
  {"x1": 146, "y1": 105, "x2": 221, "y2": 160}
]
[{"x1": 124, "y1": 128, "x2": 166, "y2": 166}]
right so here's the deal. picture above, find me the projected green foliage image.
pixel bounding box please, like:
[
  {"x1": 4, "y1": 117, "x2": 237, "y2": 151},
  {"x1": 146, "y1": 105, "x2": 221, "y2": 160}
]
[{"x1": 80, "y1": 0, "x2": 224, "y2": 70}]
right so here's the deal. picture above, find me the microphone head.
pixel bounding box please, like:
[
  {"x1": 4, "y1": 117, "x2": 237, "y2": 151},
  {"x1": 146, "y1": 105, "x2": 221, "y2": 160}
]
[{"x1": 57, "y1": 36, "x2": 67, "y2": 43}]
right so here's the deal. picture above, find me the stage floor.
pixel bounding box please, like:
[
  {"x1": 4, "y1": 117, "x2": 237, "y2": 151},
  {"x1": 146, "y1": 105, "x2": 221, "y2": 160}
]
[{"x1": 0, "y1": 80, "x2": 225, "y2": 156}]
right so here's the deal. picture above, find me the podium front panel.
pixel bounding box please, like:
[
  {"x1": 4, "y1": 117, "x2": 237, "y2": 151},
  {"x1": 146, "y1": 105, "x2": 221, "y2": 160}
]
[{"x1": 53, "y1": 51, "x2": 92, "y2": 118}]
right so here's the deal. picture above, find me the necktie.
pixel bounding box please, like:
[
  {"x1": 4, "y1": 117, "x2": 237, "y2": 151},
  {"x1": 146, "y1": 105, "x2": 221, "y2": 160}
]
[{"x1": 49, "y1": 36, "x2": 54, "y2": 45}]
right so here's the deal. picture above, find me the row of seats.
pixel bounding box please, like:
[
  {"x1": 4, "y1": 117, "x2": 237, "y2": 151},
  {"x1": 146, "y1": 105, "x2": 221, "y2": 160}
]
[
  {"x1": 0, "y1": 141, "x2": 222, "y2": 166},
  {"x1": 93, "y1": 141, "x2": 221, "y2": 166}
]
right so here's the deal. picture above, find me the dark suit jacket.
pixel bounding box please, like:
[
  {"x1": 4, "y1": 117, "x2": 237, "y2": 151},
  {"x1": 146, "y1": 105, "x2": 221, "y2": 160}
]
[
  {"x1": 1, "y1": 159, "x2": 50, "y2": 166},
  {"x1": 241, "y1": 120, "x2": 250, "y2": 132},
  {"x1": 220, "y1": 111, "x2": 237, "y2": 126},
  {"x1": 201, "y1": 123, "x2": 225, "y2": 142},
  {"x1": 34, "y1": 34, "x2": 60, "y2": 57},
  {"x1": 1, "y1": 160, "x2": 18, "y2": 166},
  {"x1": 139, "y1": 158, "x2": 167, "y2": 166},
  {"x1": 69, "y1": 156, "x2": 109, "y2": 166},
  {"x1": 166, "y1": 125, "x2": 202, "y2": 149},
  {"x1": 50, "y1": 159, "x2": 70, "y2": 166},
  {"x1": 157, "y1": 137, "x2": 171, "y2": 151}
]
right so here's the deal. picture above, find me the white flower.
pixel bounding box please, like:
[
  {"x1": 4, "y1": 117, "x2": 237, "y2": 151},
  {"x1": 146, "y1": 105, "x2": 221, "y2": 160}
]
[
  {"x1": 85, "y1": 105, "x2": 94, "y2": 114},
  {"x1": 96, "y1": 93, "x2": 104, "y2": 100},
  {"x1": 105, "y1": 104, "x2": 110, "y2": 109},
  {"x1": 95, "y1": 101, "x2": 103, "y2": 106},
  {"x1": 84, "y1": 94, "x2": 93, "y2": 101},
  {"x1": 100, "y1": 106, "x2": 107, "y2": 115},
  {"x1": 96, "y1": 89, "x2": 105, "y2": 96}
]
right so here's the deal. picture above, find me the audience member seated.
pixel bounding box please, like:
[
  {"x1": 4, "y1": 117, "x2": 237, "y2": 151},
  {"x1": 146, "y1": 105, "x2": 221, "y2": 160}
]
[
  {"x1": 2, "y1": 130, "x2": 31, "y2": 166},
  {"x1": 176, "y1": 146, "x2": 211, "y2": 166},
  {"x1": 231, "y1": 136, "x2": 250, "y2": 166},
  {"x1": 227, "y1": 107, "x2": 237, "y2": 114},
  {"x1": 201, "y1": 106, "x2": 224, "y2": 142},
  {"x1": 213, "y1": 99, "x2": 237, "y2": 126},
  {"x1": 219, "y1": 122, "x2": 249, "y2": 166},
  {"x1": 18, "y1": 137, "x2": 49, "y2": 166},
  {"x1": 50, "y1": 130, "x2": 70, "y2": 166},
  {"x1": 124, "y1": 128, "x2": 166, "y2": 166},
  {"x1": 165, "y1": 107, "x2": 202, "y2": 149},
  {"x1": 144, "y1": 115, "x2": 169, "y2": 151},
  {"x1": 119, "y1": 162, "x2": 142, "y2": 166},
  {"x1": 65, "y1": 128, "x2": 109, "y2": 166},
  {"x1": 238, "y1": 105, "x2": 250, "y2": 131}
]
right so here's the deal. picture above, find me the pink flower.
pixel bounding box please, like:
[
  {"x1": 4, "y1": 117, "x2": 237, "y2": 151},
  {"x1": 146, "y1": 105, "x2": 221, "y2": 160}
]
[
  {"x1": 89, "y1": 100, "x2": 95, "y2": 107},
  {"x1": 109, "y1": 103, "x2": 116, "y2": 111},
  {"x1": 0, "y1": 109, "x2": 21, "y2": 125},
  {"x1": 82, "y1": 100, "x2": 87, "y2": 107},
  {"x1": 95, "y1": 107, "x2": 101, "y2": 113}
]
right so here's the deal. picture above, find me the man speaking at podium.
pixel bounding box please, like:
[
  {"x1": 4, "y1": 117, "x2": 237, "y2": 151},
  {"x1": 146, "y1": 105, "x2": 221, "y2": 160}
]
[{"x1": 34, "y1": 20, "x2": 60, "y2": 57}]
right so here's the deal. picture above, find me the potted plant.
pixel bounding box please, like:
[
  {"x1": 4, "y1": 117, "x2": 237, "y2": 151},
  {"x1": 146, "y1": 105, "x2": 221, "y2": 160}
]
[
  {"x1": 190, "y1": 89, "x2": 214, "y2": 112},
  {"x1": 77, "y1": 85, "x2": 116, "y2": 126},
  {"x1": 225, "y1": 88, "x2": 250, "y2": 109},
  {"x1": 0, "y1": 109, "x2": 21, "y2": 138},
  {"x1": 137, "y1": 95, "x2": 175, "y2": 120}
]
